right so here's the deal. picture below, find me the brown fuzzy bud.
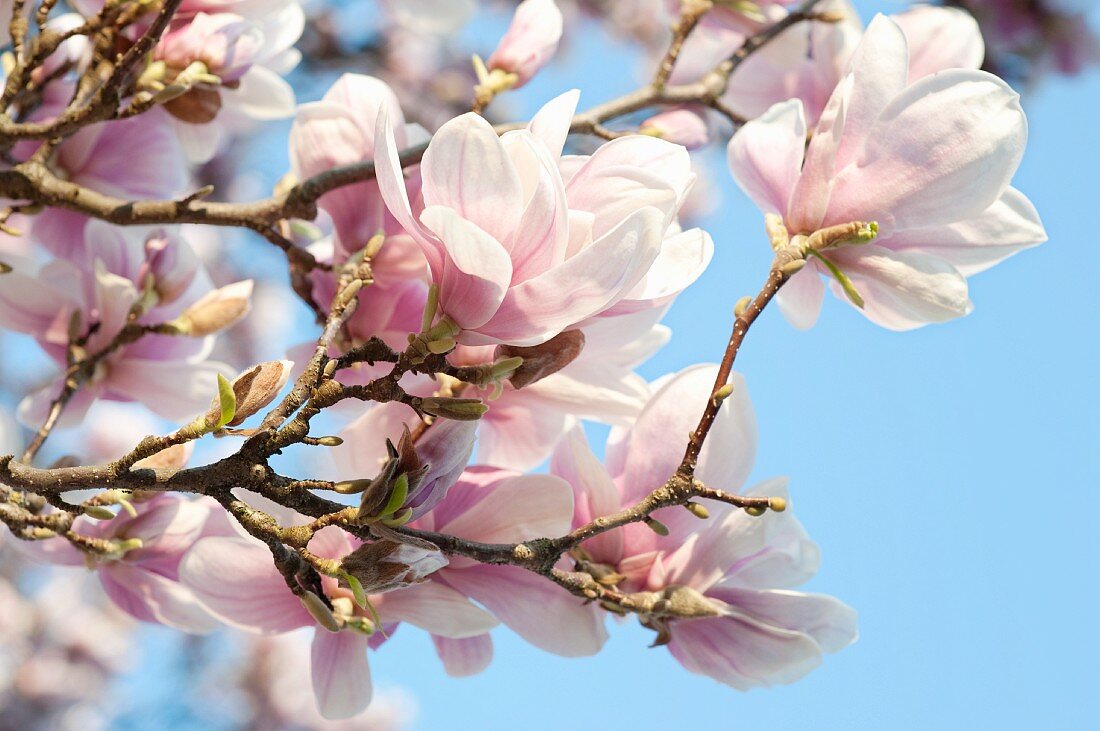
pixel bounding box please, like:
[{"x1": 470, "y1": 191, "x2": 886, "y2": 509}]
[
  {"x1": 340, "y1": 539, "x2": 447, "y2": 594},
  {"x1": 495, "y1": 329, "x2": 586, "y2": 389},
  {"x1": 175, "y1": 280, "x2": 253, "y2": 336}
]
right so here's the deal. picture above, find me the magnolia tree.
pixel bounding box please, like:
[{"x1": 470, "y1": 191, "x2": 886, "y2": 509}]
[{"x1": 0, "y1": 0, "x2": 1076, "y2": 723}]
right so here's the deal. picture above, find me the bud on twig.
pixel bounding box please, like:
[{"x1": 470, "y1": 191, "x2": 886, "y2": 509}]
[
  {"x1": 420, "y1": 396, "x2": 488, "y2": 421},
  {"x1": 495, "y1": 329, "x2": 586, "y2": 389},
  {"x1": 172, "y1": 280, "x2": 253, "y2": 336},
  {"x1": 204, "y1": 360, "x2": 293, "y2": 428}
]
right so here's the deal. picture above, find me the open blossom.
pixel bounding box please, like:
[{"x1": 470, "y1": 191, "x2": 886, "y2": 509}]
[
  {"x1": 21, "y1": 97, "x2": 188, "y2": 258},
  {"x1": 181, "y1": 500, "x2": 496, "y2": 719},
  {"x1": 643, "y1": 482, "x2": 858, "y2": 689},
  {"x1": 553, "y1": 365, "x2": 760, "y2": 589},
  {"x1": 486, "y1": 0, "x2": 564, "y2": 87},
  {"x1": 554, "y1": 364, "x2": 857, "y2": 684},
  {"x1": 153, "y1": 4, "x2": 303, "y2": 161},
  {"x1": 376, "y1": 89, "x2": 711, "y2": 347},
  {"x1": 409, "y1": 467, "x2": 608, "y2": 669},
  {"x1": 727, "y1": 15, "x2": 1046, "y2": 330},
  {"x1": 14, "y1": 495, "x2": 226, "y2": 632},
  {"x1": 674, "y1": 1, "x2": 985, "y2": 127},
  {"x1": 0, "y1": 222, "x2": 238, "y2": 425}
]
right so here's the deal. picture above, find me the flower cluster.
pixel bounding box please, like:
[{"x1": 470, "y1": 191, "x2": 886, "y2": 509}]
[{"x1": 0, "y1": 0, "x2": 1051, "y2": 724}]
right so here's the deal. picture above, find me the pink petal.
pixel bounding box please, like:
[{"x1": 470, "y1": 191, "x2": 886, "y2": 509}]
[
  {"x1": 311, "y1": 629, "x2": 372, "y2": 720},
  {"x1": 419, "y1": 205, "x2": 512, "y2": 331},
  {"x1": 828, "y1": 245, "x2": 972, "y2": 330},
  {"x1": 475, "y1": 393, "x2": 571, "y2": 472},
  {"x1": 894, "y1": 5, "x2": 984, "y2": 81},
  {"x1": 527, "y1": 89, "x2": 580, "y2": 158},
  {"x1": 435, "y1": 473, "x2": 573, "y2": 545},
  {"x1": 432, "y1": 633, "x2": 493, "y2": 677},
  {"x1": 442, "y1": 565, "x2": 607, "y2": 656},
  {"x1": 377, "y1": 581, "x2": 498, "y2": 638},
  {"x1": 107, "y1": 358, "x2": 233, "y2": 421},
  {"x1": 775, "y1": 264, "x2": 825, "y2": 330},
  {"x1": 420, "y1": 112, "x2": 524, "y2": 244},
  {"x1": 667, "y1": 611, "x2": 824, "y2": 690},
  {"x1": 826, "y1": 69, "x2": 1027, "y2": 233},
  {"x1": 882, "y1": 186, "x2": 1046, "y2": 276},
  {"x1": 477, "y1": 206, "x2": 666, "y2": 346},
  {"x1": 727, "y1": 99, "x2": 806, "y2": 216},
  {"x1": 551, "y1": 426, "x2": 624, "y2": 563},
  {"x1": 100, "y1": 563, "x2": 218, "y2": 633},
  {"x1": 708, "y1": 586, "x2": 858, "y2": 654},
  {"x1": 179, "y1": 536, "x2": 313, "y2": 633}
]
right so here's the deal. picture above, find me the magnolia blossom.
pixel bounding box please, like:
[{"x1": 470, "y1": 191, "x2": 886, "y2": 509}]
[
  {"x1": 486, "y1": 0, "x2": 564, "y2": 87},
  {"x1": 409, "y1": 466, "x2": 608, "y2": 668},
  {"x1": 553, "y1": 365, "x2": 759, "y2": 588},
  {"x1": 727, "y1": 15, "x2": 1046, "y2": 329},
  {"x1": 644, "y1": 482, "x2": 858, "y2": 689},
  {"x1": 153, "y1": 4, "x2": 303, "y2": 161},
  {"x1": 181, "y1": 501, "x2": 496, "y2": 719},
  {"x1": 14, "y1": 495, "x2": 225, "y2": 632},
  {"x1": 553, "y1": 364, "x2": 857, "y2": 684},
  {"x1": 0, "y1": 222, "x2": 239, "y2": 425},
  {"x1": 22, "y1": 100, "x2": 188, "y2": 258},
  {"x1": 376, "y1": 90, "x2": 711, "y2": 347},
  {"x1": 290, "y1": 74, "x2": 431, "y2": 354},
  {"x1": 674, "y1": 1, "x2": 985, "y2": 127}
]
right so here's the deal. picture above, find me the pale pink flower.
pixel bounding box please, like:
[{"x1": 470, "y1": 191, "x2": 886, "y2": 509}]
[
  {"x1": 555, "y1": 364, "x2": 856, "y2": 684},
  {"x1": 674, "y1": 1, "x2": 984, "y2": 127},
  {"x1": 20, "y1": 93, "x2": 188, "y2": 258},
  {"x1": 552, "y1": 364, "x2": 759, "y2": 588},
  {"x1": 727, "y1": 15, "x2": 1045, "y2": 330},
  {"x1": 643, "y1": 480, "x2": 858, "y2": 689},
  {"x1": 15, "y1": 495, "x2": 227, "y2": 632},
  {"x1": 410, "y1": 466, "x2": 608, "y2": 666},
  {"x1": 376, "y1": 90, "x2": 711, "y2": 347},
  {"x1": 486, "y1": 0, "x2": 564, "y2": 87},
  {"x1": 156, "y1": 5, "x2": 303, "y2": 161},
  {"x1": 0, "y1": 222, "x2": 238, "y2": 425},
  {"x1": 181, "y1": 509, "x2": 495, "y2": 719}
]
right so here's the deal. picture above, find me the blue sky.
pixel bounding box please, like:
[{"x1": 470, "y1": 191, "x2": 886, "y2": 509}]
[{"x1": 71, "y1": 2, "x2": 1100, "y2": 728}]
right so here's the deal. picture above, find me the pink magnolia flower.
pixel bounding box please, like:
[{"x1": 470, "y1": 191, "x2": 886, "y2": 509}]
[
  {"x1": 0, "y1": 222, "x2": 238, "y2": 425},
  {"x1": 181, "y1": 504, "x2": 496, "y2": 719},
  {"x1": 410, "y1": 466, "x2": 608, "y2": 668},
  {"x1": 16, "y1": 88, "x2": 188, "y2": 258},
  {"x1": 643, "y1": 481, "x2": 858, "y2": 689},
  {"x1": 290, "y1": 75, "x2": 431, "y2": 354},
  {"x1": 727, "y1": 15, "x2": 1045, "y2": 330},
  {"x1": 674, "y1": 1, "x2": 985, "y2": 127},
  {"x1": 554, "y1": 364, "x2": 856, "y2": 684},
  {"x1": 14, "y1": 495, "x2": 227, "y2": 632},
  {"x1": 376, "y1": 90, "x2": 711, "y2": 347},
  {"x1": 486, "y1": 0, "x2": 564, "y2": 87},
  {"x1": 155, "y1": 5, "x2": 303, "y2": 161},
  {"x1": 552, "y1": 364, "x2": 759, "y2": 588}
]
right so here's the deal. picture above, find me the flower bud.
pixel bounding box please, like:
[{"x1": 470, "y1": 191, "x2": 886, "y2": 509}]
[
  {"x1": 644, "y1": 516, "x2": 670, "y2": 536},
  {"x1": 173, "y1": 280, "x2": 253, "y2": 336},
  {"x1": 486, "y1": 0, "x2": 563, "y2": 88},
  {"x1": 300, "y1": 590, "x2": 341, "y2": 632},
  {"x1": 206, "y1": 360, "x2": 293, "y2": 428},
  {"x1": 684, "y1": 502, "x2": 710, "y2": 519},
  {"x1": 340, "y1": 539, "x2": 448, "y2": 595},
  {"x1": 494, "y1": 329, "x2": 585, "y2": 389},
  {"x1": 420, "y1": 396, "x2": 488, "y2": 421},
  {"x1": 640, "y1": 108, "x2": 710, "y2": 150}
]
